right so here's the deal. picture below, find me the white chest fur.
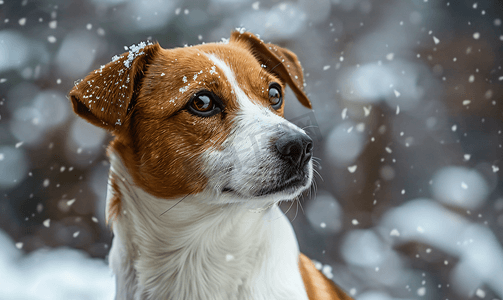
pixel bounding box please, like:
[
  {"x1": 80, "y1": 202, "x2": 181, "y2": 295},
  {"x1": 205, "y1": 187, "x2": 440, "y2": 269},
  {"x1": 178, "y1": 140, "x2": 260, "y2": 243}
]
[{"x1": 107, "y1": 153, "x2": 309, "y2": 300}]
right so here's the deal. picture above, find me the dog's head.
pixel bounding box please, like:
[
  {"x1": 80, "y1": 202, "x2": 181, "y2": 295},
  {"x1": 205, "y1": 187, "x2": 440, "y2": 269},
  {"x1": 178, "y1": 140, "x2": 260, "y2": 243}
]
[{"x1": 69, "y1": 31, "x2": 313, "y2": 206}]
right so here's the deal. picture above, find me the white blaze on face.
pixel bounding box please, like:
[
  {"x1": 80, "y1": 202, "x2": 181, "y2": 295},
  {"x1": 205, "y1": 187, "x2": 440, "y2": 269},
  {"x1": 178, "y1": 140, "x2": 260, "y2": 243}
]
[{"x1": 202, "y1": 53, "x2": 312, "y2": 204}]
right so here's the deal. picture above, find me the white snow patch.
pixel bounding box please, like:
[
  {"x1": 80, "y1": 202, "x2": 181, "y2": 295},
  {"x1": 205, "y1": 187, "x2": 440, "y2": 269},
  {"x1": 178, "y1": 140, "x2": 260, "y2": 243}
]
[
  {"x1": 0, "y1": 230, "x2": 115, "y2": 299},
  {"x1": 123, "y1": 41, "x2": 151, "y2": 68},
  {"x1": 381, "y1": 199, "x2": 503, "y2": 298},
  {"x1": 179, "y1": 85, "x2": 189, "y2": 93}
]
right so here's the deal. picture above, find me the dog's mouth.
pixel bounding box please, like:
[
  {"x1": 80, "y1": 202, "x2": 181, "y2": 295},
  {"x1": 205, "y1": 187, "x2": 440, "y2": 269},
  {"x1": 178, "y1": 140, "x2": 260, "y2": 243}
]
[
  {"x1": 221, "y1": 186, "x2": 246, "y2": 198},
  {"x1": 221, "y1": 175, "x2": 309, "y2": 198},
  {"x1": 253, "y1": 175, "x2": 308, "y2": 197},
  {"x1": 222, "y1": 187, "x2": 236, "y2": 194}
]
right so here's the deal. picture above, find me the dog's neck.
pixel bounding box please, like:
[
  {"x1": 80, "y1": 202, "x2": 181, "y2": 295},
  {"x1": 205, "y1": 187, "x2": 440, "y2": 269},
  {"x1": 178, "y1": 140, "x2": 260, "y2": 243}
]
[{"x1": 107, "y1": 151, "x2": 309, "y2": 300}]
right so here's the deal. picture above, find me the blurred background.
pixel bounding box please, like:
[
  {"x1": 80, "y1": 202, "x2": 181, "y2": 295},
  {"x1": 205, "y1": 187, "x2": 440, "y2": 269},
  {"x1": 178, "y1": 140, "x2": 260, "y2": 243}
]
[{"x1": 0, "y1": 0, "x2": 502, "y2": 299}]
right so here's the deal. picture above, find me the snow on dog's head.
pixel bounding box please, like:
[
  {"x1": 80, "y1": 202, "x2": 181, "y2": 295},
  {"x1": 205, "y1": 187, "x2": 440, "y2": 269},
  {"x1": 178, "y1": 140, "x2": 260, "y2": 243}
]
[{"x1": 69, "y1": 30, "x2": 313, "y2": 208}]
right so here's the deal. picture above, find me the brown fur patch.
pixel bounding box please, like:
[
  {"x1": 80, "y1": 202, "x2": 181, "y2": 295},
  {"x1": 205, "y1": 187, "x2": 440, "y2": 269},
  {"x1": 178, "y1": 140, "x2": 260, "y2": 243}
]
[{"x1": 299, "y1": 253, "x2": 354, "y2": 300}]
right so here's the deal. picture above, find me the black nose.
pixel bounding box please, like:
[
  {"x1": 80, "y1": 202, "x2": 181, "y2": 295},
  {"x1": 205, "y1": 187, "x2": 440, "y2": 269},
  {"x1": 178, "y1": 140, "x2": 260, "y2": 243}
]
[{"x1": 275, "y1": 130, "x2": 313, "y2": 167}]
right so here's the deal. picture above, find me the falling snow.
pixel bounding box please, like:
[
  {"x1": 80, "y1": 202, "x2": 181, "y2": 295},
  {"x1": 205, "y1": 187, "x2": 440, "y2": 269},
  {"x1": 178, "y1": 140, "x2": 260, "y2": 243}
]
[{"x1": 347, "y1": 165, "x2": 357, "y2": 173}]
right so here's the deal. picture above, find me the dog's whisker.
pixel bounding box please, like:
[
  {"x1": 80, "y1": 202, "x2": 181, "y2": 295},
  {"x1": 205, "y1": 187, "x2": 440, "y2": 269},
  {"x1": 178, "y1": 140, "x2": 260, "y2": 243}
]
[
  {"x1": 291, "y1": 198, "x2": 300, "y2": 222},
  {"x1": 297, "y1": 196, "x2": 306, "y2": 216},
  {"x1": 284, "y1": 198, "x2": 296, "y2": 215},
  {"x1": 313, "y1": 168, "x2": 324, "y2": 182},
  {"x1": 312, "y1": 160, "x2": 321, "y2": 169},
  {"x1": 301, "y1": 125, "x2": 319, "y2": 131},
  {"x1": 311, "y1": 179, "x2": 318, "y2": 199},
  {"x1": 159, "y1": 187, "x2": 198, "y2": 216},
  {"x1": 269, "y1": 61, "x2": 283, "y2": 73}
]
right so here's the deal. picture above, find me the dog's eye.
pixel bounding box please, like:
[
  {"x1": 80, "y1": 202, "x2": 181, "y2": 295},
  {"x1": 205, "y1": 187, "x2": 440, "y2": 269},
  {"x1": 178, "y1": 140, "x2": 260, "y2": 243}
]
[
  {"x1": 268, "y1": 83, "x2": 282, "y2": 110},
  {"x1": 187, "y1": 91, "x2": 222, "y2": 117}
]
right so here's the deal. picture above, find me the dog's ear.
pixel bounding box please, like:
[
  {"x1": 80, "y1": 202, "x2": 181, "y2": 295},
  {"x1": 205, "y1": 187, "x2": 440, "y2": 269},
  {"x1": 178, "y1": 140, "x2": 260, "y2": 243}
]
[
  {"x1": 230, "y1": 31, "x2": 312, "y2": 109},
  {"x1": 69, "y1": 42, "x2": 161, "y2": 132}
]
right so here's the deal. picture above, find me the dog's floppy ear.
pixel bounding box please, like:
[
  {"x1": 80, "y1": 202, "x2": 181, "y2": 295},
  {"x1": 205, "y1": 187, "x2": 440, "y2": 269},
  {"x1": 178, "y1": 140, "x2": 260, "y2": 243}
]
[
  {"x1": 230, "y1": 31, "x2": 312, "y2": 109},
  {"x1": 69, "y1": 42, "x2": 161, "y2": 132}
]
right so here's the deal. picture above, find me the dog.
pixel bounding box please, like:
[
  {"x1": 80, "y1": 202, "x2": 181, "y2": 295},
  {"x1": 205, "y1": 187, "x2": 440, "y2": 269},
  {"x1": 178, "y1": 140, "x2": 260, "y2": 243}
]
[{"x1": 69, "y1": 30, "x2": 353, "y2": 300}]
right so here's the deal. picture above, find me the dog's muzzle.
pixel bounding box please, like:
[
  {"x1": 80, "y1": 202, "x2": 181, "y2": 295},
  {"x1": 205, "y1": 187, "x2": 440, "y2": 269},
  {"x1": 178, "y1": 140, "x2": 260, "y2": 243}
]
[{"x1": 251, "y1": 128, "x2": 313, "y2": 197}]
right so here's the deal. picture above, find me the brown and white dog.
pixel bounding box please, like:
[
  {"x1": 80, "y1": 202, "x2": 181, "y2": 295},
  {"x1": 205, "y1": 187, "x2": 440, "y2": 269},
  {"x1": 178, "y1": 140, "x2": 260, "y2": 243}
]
[{"x1": 69, "y1": 30, "x2": 352, "y2": 300}]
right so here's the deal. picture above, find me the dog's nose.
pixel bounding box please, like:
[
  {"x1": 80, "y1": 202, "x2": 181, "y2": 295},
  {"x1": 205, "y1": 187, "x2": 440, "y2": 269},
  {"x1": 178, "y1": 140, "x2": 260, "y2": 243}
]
[{"x1": 275, "y1": 131, "x2": 313, "y2": 167}]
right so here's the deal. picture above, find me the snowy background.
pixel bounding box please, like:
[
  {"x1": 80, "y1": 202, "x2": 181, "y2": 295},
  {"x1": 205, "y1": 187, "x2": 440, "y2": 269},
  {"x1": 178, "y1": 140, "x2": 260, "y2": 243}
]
[{"x1": 1, "y1": 0, "x2": 502, "y2": 299}]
